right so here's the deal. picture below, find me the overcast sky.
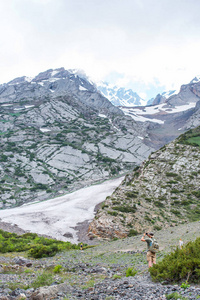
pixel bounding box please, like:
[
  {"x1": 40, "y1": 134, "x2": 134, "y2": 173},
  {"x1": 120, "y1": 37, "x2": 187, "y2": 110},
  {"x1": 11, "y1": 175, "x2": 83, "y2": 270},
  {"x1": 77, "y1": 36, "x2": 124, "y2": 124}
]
[{"x1": 1, "y1": 0, "x2": 200, "y2": 99}]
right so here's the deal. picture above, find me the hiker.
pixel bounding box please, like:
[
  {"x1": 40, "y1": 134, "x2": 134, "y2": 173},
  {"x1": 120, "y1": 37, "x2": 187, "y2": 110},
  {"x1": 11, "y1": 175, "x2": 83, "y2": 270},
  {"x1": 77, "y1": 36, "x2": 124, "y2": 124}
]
[
  {"x1": 179, "y1": 238, "x2": 183, "y2": 249},
  {"x1": 80, "y1": 243, "x2": 83, "y2": 250},
  {"x1": 141, "y1": 232, "x2": 158, "y2": 268}
]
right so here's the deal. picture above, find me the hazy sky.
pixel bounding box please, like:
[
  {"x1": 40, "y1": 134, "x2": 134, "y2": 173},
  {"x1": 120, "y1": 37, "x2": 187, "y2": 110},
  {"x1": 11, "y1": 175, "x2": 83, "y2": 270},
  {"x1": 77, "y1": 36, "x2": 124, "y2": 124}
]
[{"x1": 1, "y1": 0, "x2": 200, "y2": 99}]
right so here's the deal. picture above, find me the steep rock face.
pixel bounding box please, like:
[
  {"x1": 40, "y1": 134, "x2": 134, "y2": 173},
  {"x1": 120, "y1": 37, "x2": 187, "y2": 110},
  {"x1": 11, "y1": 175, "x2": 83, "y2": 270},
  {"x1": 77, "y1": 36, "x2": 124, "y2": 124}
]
[
  {"x1": 88, "y1": 126, "x2": 200, "y2": 240},
  {"x1": 0, "y1": 68, "x2": 153, "y2": 208}
]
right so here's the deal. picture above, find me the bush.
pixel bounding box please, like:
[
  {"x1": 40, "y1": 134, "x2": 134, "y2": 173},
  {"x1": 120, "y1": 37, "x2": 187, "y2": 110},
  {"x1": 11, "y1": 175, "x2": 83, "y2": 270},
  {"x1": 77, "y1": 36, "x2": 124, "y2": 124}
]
[
  {"x1": 149, "y1": 237, "x2": 200, "y2": 283},
  {"x1": 126, "y1": 267, "x2": 137, "y2": 277},
  {"x1": 125, "y1": 191, "x2": 138, "y2": 198},
  {"x1": 166, "y1": 292, "x2": 188, "y2": 300},
  {"x1": 53, "y1": 265, "x2": 62, "y2": 273},
  {"x1": 102, "y1": 203, "x2": 109, "y2": 209},
  {"x1": 166, "y1": 172, "x2": 179, "y2": 177},
  {"x1": 180, "y1": 281, "x2": 190, "y2": 289},
  {"x1": 153, "y1": 225, "x2": 162, "y2": 231},
  {"x1": 192, "y1": 190, "x2": 200, "y2": 198},
  {"x1": 113, "y1": 205, "x2": 136, "y2": 213},
  {"x1": 128, "y1": 229, "x2": 138, "y2": 237},
  {"x1": 0, "y1": 229, "x2": 81, "y2": 258},
  {"x1": 107, "y1": 211, "x2": 118, "y2": 216},
  {"x1": 154, "y1": 201, "x2": 165, "y2": 208},
  {"x1": 28, "y1": 244, "x2": 59, "y2": 258},
  {"x1": 32, "y1": 271, "x2": 54, "y2": 289}
]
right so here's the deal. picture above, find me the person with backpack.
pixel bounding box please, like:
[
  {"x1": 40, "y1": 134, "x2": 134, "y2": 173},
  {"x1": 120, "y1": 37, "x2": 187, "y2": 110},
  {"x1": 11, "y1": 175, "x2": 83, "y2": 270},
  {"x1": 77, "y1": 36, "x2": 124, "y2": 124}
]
[{"x1": 141, "y1": 232, "x2": 159, "y2": 267}]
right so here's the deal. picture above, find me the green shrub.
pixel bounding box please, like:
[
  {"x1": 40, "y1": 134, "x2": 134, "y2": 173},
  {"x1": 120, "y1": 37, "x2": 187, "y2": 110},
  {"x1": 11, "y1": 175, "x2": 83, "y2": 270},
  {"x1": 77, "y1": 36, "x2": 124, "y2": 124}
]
[
  {"x1": 102, "y1": 203, "x2": 109, "y2": 209},
  {"x1": 125, "y1": 191, "x2": 138, "y2": 198},
  {"x1": 153, "y1": 225, "x2": 162, "y2": 231},
  {"x1": 171, "y1": 189, "x2": 181, "y2": 193},
  {"x1": 167, "y1": 180, "x2": 178, "y2": 184},
  {"x1": 32, "y1": 271, "x2": 54, "y2": 289},
  {"x1": 0, "y1": 154, "x2": 8, "y2": 162},
  {"x1": 128, "y1": 229, "x2": 138, "y2": 237},
  {"x1": 166, "y1": 172, "x2": 179, "y2": 177},
  {"x1": 28, "y1": 244, "x2": 59, "y2": 258},
  {"x1": 113, "y1": 205, "x2": 136, "y2": 213},
  {"x1": 149, "y1": 237, "x2": 200, "y2": 283},
  {"x1": 180, "y1": 281, "x2": 190, "y2": 289},
  {"x1": 192, "y1": 190, "x2": 200, "y2": 198},
  {"x1": 154, "y1": 201, "x2": 165, "y2": 208},
  {"x1": 53, "y1": 265, "x2": 62, "y2": 273},
  {"x1": 107, "y1": 211, "x2": 118, "y2": 216},
  {"x1": 170, "y1": 209, "x2": 182, "y2": 216},
  {"x1": 126, "y1": 267, "x2": 137, "y2": 277},
  {"x1": 144, "y1": 215, "x2": 151, "y2": 222},
  {"x1": 0, "y1": 229, "x2": 81, "y2": 257},
  {"x1": 145, "y1": 197, "x2": 152, "y2": 202},
  {"x1": 166, "y1": 292, "x2": 188, "y2": 300},
  {"x1": 181, "y1": 200, "x2": 190, "y2": 206}
]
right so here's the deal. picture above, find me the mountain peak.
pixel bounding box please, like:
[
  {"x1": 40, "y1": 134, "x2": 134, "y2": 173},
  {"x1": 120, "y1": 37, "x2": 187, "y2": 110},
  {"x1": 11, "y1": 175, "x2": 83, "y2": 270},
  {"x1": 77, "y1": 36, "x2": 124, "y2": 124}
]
[
  {"x1": 97, "y1": 81, "x2": 146, "y2": 107},
  {"x1": 190, "y1": 76, "x2": 200, "y2": 84}
]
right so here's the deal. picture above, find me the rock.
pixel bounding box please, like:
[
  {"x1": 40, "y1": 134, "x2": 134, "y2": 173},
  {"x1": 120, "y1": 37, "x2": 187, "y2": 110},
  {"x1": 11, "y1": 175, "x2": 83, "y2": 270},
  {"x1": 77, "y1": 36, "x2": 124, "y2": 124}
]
[
  {"x1": 63, "y1": 232, "x2": 73, "y2": 238},
  {"x1": 12, "y1": 257, "x2": 31, "y2": 266}
]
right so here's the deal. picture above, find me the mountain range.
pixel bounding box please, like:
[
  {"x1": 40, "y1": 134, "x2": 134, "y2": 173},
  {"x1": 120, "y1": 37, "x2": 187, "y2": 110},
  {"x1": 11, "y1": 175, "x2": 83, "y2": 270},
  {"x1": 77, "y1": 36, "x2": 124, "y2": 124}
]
[{"x1": 0, "y1": 67, "x2": 200, "y2": 211}]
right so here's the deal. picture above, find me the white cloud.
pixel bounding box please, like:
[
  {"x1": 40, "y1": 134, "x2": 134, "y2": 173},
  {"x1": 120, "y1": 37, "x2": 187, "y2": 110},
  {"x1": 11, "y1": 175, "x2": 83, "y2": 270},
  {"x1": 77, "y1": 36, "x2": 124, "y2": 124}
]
[{"x1": 0, "y1": 0, "x2": 200, "y2": 98}]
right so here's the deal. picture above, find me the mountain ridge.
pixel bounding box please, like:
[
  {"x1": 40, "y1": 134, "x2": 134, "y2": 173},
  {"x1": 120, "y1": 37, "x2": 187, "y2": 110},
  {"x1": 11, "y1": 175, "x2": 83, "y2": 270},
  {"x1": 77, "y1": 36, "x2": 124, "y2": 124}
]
[{"x1": 0, "y1": 68, "x2": 154, "y2": 209}]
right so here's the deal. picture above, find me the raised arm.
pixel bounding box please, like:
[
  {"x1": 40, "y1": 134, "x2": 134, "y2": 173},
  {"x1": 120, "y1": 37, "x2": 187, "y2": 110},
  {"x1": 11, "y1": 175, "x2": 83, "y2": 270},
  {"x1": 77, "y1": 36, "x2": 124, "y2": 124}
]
[{"x1": 141, "y1": 233, "x2": 146, "y2": 242}]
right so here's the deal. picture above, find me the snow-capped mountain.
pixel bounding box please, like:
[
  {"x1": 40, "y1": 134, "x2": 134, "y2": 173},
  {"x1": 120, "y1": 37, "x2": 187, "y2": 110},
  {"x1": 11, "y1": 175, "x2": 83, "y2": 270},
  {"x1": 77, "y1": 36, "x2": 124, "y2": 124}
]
[
  {"x1": 121, "y1": 77, "x2": 200, "y2": 132},
  {"x1": 148, "y1": 89, "x2": 179, "y2": 106},
  {"x1": 97, "y1": 82, "x2": 146, "y2": 107}
]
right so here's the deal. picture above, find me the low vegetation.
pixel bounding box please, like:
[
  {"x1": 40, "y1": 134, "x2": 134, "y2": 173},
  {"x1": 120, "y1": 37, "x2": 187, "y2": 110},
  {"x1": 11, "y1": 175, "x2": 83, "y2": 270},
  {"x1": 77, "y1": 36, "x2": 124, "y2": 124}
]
[
  {"x1": 126, "y1": 267, "x2": 137, "y2": 277},
  {"x1": 149, "y1": 237, "x2": 200, "y2": 283},
  {"x1": 0, "y1": 229, "x2": 85, "y2": 258}
]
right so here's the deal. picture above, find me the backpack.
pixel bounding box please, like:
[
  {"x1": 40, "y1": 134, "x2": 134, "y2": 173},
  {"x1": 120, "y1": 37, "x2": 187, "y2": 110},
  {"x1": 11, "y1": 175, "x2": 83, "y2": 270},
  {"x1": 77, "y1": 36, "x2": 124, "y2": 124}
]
[{"x1": 149, "y1": 238, "x2": 159, "y2": 253}]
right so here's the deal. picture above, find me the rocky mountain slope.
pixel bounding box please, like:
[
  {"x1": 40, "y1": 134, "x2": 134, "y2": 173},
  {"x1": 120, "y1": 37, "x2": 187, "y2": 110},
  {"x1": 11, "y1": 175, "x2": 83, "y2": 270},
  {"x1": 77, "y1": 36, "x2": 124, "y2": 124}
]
[
  {"x1": 0, "y1": 68, "x2": 153, "y2": 208},
  {"x1": 88, "y1": 126, "x2": 200, "y2": 240}
]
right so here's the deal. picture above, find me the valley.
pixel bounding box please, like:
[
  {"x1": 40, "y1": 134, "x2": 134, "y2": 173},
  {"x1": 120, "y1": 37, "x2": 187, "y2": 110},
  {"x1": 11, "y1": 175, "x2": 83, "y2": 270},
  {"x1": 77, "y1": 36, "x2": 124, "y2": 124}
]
[{"x1": 0, "y1": 68, "x2": 200, "y2": 299}]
